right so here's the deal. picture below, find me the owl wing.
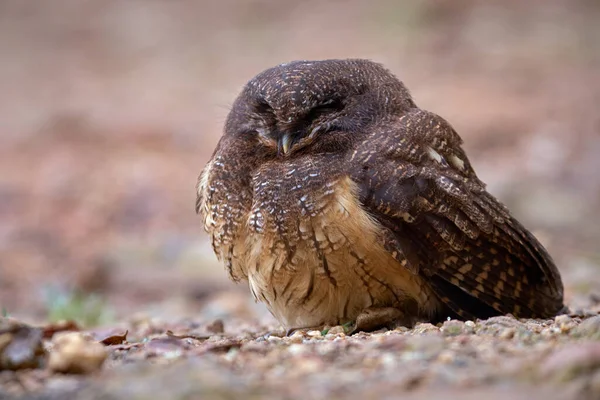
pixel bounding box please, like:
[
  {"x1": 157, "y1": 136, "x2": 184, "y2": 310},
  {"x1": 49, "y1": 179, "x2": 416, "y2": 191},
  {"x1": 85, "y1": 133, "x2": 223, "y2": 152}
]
[
  {"x1": 196, "y1": 134, "x2": 260, "y2": 282},
  {"x1": 353, "y1": 109, "x2": 564, "y2": 320}
]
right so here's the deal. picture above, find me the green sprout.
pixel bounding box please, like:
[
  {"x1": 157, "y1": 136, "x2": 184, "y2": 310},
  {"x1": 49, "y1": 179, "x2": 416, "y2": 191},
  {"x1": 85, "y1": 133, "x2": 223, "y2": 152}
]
[{"x1": 44, "y1": 287, "x2": 113, "y2": 327}]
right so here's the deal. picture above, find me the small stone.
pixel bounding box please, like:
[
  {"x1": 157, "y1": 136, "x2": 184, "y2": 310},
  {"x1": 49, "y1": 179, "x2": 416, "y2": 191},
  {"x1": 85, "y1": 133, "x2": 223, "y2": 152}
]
[
  {"x1": 540, "y1": 342, "x2": 600, "y2": 382},
  {"x1": 477, "y1": 315, "x2": 524, "y2": 336},
  {"x1": 542, "y1": 326, "x2": 561, "y2": 337},
  {"x1": 570, "y1": 309, "x2": 598, "y2": 318},
  {"x1": 223, "y1": 348, "x2": 239, "y2": 362},
  {"x1": 441, "y1": 320, "x2": 467, "y2": 336},
  {"x1": 412, "y1": 323, "x2": 440, "y2": 335},
  {"x1": 44, "y1": 376, "x2": 81, "y2": 393},
  {"x1": 287, "y1": 344, "x2": 307, "y2": 355},
  {"x1": 404, "y1": 335, "x2": 445, "y2": 360},
  {"x1": 393, "y1": 326, "x2": 410, "y2": 334},
  {"x1": 48, "y1": 332, "x2": 107, "y2": 374},
  {"x1": 437, "y1": 350, "x2": 455, "y2": 364},
  {"x1": 0, "y1": 321, "x2": 46, "y2": 370},
  {"x1": 316, "y1": 342, "x2": 337, "y2": 355},
  {"x1": 295, "y1": 358, "x2": 322, "y2": 374},
  {"x1": 379, "y1": 353, "x2": 397, "y2": 368},
  {"x1": 482, "y1": 315, "x2": 521, "y2": 328},
  {"x1": 374, "y1": 336, "x2": 406, "y2": 351},
  {"x1": 241, "y1": 341, "x2": 267, "y2": 352},
  {"x1": 267, "y1": 336, "x2": 282, "y2": 343},
  {"x1": 287, "y1": 334, "x2": 304, "y2": 344},
  {"x1": 327, "y1": 326, "x2": 345, "y2": 335},
  {"x1": 590, "y1": 369, "x2": 600, "y2": 394},
  {"x1": 554, "y1": 315, "x2": 576, "y2": 333},
  {"x1": 499, "y1": 327, "x2": 516, "y2": 340},
  {"x1": 290, "y1": 330, "x2": 306, "y2": 339},
  {"x1": 572, "y1": 315, "x2": 600, "y2": 339},
  {"x1": 146, "y1": 337, "x2": 187, "y2": 358},
  {"x1": 307, "y1": 330, "x2": 322, "y2": 337}
]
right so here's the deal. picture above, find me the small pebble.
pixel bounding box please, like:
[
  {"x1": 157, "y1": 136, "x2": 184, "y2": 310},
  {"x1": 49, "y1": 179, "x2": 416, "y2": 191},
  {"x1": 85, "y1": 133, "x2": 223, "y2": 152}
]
[
  {"x1": 437, "y1": 350, "x2": 455, "y2": 364},
  {"x1": 554, "y1": 315, "x2": 576, "y2": 333},
  {"x1": 287, "y1": 343, "x2": 307, "y2": 355},
  {"x1": 554, "y1": 314, "x2": 571, "y2": 325},
  {"x1": 393, "y1": 326, "x2": 410, "y2": 334},
  {"x1": 379, "y1": 353, "x2": 397, "y2": 368},
  {"x1": 499, "y1": 328, "x2": 516, "y2": 340},
  {"x1": 405, "y1": 335, "x2": 445, "y2": 360},
  {"x1": 295, "y1": 358, "x2": 322, "y2": 374},
  {"x1": 290, "y1": 330, "x2": 305, "y2": 338},
  {"x1": 540, "y1": 342, "x2": 600, "y2": 381},
  {"x1": 327, "y1": 326, "x2": 345, "y2": 335},
  {"x1": 572, "y1": 315, "x2": 600, "y2": 339},
  {"x1": 412, "y1": 323, "x2": 440, "y2": 334},
  {"x1": 48, "y1": 332, "x2": 107, "y2": 374},
  {"x1": 287, "y1": 334, "x2": 304, "y2": 344},
  {"x1": 441, "y1": 320, "x2": 466, "y2": 336}
]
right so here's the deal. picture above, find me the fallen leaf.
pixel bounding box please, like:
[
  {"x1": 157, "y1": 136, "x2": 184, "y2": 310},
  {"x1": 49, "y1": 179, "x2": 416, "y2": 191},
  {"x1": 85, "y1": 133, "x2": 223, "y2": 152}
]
[
  {"x1": 100, "y1": 330, "x2": 128, "y2": 346},
  {"x1": 206, "y1": 319, "x2": 224, "y2": 334},
  {"x1": 42, "y1": 320, "x2": 80, "y2": 339},
  {"x1": 166, "y1": 330, "x2": 211, "y2": 341}
]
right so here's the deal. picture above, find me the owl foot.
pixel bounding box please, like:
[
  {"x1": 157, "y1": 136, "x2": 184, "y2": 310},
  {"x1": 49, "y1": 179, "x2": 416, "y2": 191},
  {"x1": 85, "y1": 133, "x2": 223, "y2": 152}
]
[
  {"x1": 284, "y1": 308, "x2": 408, "y2": 336},
  {"x1": 350, "y1": 306, "x2": 405, "y2": 333}
]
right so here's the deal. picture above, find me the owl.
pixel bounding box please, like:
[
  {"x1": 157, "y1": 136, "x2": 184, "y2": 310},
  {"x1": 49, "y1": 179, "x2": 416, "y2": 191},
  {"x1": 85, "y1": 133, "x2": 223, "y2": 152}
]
[{"x1": 196, "y1": 59, "x2": 564, "y2": 332}]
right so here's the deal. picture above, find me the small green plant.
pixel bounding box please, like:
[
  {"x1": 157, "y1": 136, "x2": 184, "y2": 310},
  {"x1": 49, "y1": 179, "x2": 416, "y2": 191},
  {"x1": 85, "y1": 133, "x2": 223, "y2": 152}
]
[
  {"x1": 1, "y1": 307, "x2": 8, "y2": 317},
  {"x1": 44, "y1": 287, "x2": 113, "y2": 327}
]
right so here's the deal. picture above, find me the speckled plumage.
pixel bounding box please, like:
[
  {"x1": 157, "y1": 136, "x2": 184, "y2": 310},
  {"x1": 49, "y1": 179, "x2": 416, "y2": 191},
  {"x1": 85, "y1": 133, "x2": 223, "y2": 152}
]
[{"x1": 196, "y1": 59, "x2": 564, "y2": 331}]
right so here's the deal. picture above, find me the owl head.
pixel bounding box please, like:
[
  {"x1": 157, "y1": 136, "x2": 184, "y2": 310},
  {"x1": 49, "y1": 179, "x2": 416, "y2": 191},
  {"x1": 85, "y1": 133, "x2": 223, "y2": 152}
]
[{"x1": 225, "y1": 59, "x2": 416, "y2": 157}]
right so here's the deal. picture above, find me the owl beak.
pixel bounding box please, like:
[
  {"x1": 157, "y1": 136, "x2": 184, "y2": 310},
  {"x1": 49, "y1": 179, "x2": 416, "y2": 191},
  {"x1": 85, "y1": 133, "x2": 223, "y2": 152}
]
[{"x1": 279, "y1": 133, "x2": 292, "y2": 155}]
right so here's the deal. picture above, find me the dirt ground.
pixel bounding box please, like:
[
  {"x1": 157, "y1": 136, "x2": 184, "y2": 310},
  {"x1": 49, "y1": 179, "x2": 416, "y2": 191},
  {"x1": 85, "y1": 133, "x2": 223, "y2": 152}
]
[{"x1": 1, "y1": 0, "x2": 599, "y2": 399}]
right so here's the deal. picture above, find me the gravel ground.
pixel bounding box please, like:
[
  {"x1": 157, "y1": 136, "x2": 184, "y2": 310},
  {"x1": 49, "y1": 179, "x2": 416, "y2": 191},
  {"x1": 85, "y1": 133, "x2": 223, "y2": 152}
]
[{"x1": 2, "y1": 311, "x2": 600, "y2": 399}]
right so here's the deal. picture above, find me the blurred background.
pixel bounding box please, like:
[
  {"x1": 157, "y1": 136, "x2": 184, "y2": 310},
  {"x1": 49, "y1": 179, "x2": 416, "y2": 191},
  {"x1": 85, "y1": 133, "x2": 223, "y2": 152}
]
[{"x1": 1, "y1": 0, "x2": 599, "y2": 327}]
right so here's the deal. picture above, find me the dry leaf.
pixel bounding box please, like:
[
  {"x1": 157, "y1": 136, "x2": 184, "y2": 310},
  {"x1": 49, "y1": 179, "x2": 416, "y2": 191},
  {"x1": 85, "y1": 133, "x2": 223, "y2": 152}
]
[
  {"x1": 166, "y1": 330, "x2": 211, "y2": 341},
  {"x1": 42, "y1": 320, "x2": 80, "y2": 339},
  {"x1": 206, "y1": 319, "x2": 224, "y2": 334},
  {"x1": 100, "y1": 330, "x2": 128, "y2": 346}
]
